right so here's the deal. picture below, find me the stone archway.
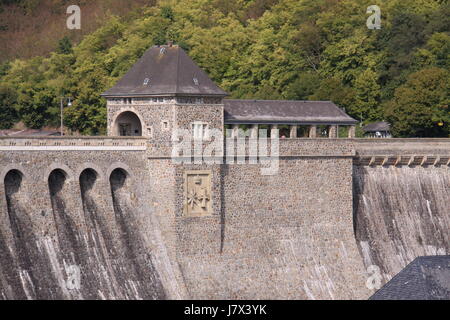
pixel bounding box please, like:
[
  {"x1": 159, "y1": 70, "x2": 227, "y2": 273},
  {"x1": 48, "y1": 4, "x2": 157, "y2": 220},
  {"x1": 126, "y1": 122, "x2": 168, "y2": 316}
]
[{"x1": 112, "y1": 111, "x2": 143, "y2": 136}]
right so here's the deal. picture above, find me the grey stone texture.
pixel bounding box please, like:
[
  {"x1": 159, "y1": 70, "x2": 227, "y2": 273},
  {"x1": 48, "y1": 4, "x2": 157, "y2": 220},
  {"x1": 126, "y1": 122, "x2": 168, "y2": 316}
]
[{"x1": 0, "y1": 133, "x2": 449, "y2": 299}]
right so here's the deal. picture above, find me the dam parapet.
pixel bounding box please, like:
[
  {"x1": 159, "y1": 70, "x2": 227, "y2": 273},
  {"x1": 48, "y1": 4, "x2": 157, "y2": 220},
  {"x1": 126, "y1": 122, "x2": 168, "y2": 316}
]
[
  {"x1": 352, "y1": 138, "x2": 449, "y2": 290},
  {"x1": 353, "y1": 138, "x2": 450, "y2": 166}
]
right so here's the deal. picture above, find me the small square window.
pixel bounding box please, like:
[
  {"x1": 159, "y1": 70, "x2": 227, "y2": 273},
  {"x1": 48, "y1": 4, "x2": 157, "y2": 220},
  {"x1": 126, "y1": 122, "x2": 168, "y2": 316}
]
[{"x1": 161, "y1": 120, "x2": 170, "y2": 131}]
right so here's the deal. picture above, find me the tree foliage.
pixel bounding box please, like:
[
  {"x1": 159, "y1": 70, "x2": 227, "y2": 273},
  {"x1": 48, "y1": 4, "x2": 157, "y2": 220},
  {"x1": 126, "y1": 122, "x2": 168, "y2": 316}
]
[{"x1": 0, "y1": 0, "x2": 448, "y2": 136}]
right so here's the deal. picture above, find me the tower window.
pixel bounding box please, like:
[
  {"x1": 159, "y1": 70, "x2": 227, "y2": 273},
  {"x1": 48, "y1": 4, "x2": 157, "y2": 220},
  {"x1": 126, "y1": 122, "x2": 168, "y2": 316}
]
[
  {"x1": 161, "y1": 120, "x2": 170, "y2": 131},
  {"x1": 192, "y1": 122, "x2": 209, "y2": 140}
]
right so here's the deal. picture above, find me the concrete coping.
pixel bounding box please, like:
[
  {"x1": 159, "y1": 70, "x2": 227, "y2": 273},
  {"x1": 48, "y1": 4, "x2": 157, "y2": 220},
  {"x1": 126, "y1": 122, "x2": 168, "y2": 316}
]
[{"x1": 0, "y1": 136, "x2": 147, "y2": 140}]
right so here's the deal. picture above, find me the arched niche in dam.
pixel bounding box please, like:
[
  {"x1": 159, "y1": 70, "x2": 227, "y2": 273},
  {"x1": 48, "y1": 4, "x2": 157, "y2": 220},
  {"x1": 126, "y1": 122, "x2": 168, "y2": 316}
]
[
  {"x1": 3, "y1": 169, "x2": 59, "y2": 299},
  {"x1": 109, "y1": 168, "x2": 166, "y2": 299},
  {"x1": 48, "y1": 169, "x2": 81, "y2": 265},
  {"x1": 78, "y1": 167, "x2": 121, "y2": 299},
  {"x1": 0, "y1": 170, "x2": 28, "y2": 299},
  {"x1": 79, "y1": 168, "x2": 114, "y2": 251},
  {"x1": 4, "y1": 169, "x2": 34, "y2": 269},
  {"x1": 79, "y1": 168, "x2": 101, "y2": 225}
]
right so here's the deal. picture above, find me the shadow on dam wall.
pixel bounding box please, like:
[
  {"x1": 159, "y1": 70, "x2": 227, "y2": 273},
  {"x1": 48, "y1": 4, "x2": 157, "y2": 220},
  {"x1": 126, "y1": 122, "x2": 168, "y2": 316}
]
[
  {"x1": 353, "y1": 165, "x2": 449, "y2": 283},
  {"x1": 1, "y1": 170, "x2": 60, "y2": 299},
  {"x1": 109, "y1": 168, "x2": 165, "y2": 299},
  {"x1": 0, "y1": 168, "x2": 166, "y2": 300}
]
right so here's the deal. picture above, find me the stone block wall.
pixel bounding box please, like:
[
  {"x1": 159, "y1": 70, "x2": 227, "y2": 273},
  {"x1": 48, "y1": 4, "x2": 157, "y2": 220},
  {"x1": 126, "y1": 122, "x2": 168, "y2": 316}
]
[
  {"x1": 152, "y1": 138, "x2": 371, "y2": 299},
  {"x1": 108, "y1": 103, "x2": 175, "y2": 140},
  {"x1": 1, "y1": 136, "x2": 449, "y2": 300},
  {"x1": 0, "y1": 137, "x2": 182, "y2": 300}
]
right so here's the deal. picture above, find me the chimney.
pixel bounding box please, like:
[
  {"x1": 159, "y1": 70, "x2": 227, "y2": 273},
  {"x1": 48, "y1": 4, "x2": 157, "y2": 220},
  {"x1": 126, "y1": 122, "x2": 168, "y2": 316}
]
[{"x1": 167, "y1": 40, "x2": 173, "y2": 47}]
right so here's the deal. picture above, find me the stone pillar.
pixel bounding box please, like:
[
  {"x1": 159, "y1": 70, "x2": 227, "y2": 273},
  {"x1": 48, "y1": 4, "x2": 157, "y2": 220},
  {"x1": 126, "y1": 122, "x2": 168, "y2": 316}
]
[
  {"x1": 309, "y1": 125, "x2": 317, "y2": 138},
  {"x1": 328, "y1": 125, "x2": 338, "y2": 138},
  {"x1": 250, "y1": 124, "x2": 258, "y2": 139},
  {"x1": 290, "y1": 125, "x2": 297, "y2": 138},
  {"x1": 270, "y1": 124, "x2": 278, "y2": 138},
  {"x1": 348, "y1": 125, "x2": 356, "y2": 138},
  {"x1": 232, "y1": 124, "x2": 239, "y2": 138}
]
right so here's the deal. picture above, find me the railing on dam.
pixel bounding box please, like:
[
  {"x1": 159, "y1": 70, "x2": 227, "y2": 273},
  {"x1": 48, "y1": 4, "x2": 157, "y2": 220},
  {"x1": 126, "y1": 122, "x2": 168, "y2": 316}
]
[
  {"x1": 0, "y1": 136, "x2": 148, "y2": 151},
  {"x1": 352, "y1": 138, "x2": 450, "y2": 166},
  {"x1": 1, "y1": 136, "x2": 449, "y2": 165},
  {"x1": 149, "y1": 137, "x2": 450, "y2": 160}
]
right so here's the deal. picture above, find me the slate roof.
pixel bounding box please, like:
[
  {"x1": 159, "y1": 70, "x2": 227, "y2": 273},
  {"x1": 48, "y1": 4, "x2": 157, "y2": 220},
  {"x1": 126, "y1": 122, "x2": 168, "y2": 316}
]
[
  {"x1": 101, "y1": 45, "x2": 228, "y2": 97},
  {"x1": 223, "y1": 99, "x2": 358, "y2": 125},
  {"x1": 370, "y1": 256, "x2": 450, "y2": 300},
  {"x1": 363, "y1": 121, "x2": 391, "y2": 132}
]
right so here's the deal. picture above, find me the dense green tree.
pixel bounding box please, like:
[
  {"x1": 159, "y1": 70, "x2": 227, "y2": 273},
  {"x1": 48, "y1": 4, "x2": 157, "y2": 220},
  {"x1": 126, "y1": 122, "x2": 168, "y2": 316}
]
[
  {"x1": 0, "y1": 84, "x2": 18, "y2": 129},
  {"x1": 353, "y1": 69, "x2": 382, "y2": 123},
  {"x1": 385, "y1": 67, "x2": 449, "y2": 137},
  {"x1": 57, "y1": 36, "x2": 73, "y2": 55},
  {"x1": 0, "y1": 0, "x2": 448, "y2": 137},
  {"x1": 284, "y1": 72, "x2": 321, "y2": 100},
  {"x1": 310, "y1": 78, "x2": 357, "y2": 118}
]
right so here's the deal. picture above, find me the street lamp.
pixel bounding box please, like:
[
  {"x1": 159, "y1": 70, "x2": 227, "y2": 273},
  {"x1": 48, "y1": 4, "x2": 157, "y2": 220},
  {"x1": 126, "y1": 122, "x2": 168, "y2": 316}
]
[{"x1": 60, "y1": 97, "x2": 72, "y2": 136}]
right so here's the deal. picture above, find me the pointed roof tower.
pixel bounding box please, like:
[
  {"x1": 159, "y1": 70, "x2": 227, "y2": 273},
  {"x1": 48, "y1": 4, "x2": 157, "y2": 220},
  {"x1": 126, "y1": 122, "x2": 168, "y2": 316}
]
[{"x1": 101, "y1": 44, "x2": 228, "y2": 98}]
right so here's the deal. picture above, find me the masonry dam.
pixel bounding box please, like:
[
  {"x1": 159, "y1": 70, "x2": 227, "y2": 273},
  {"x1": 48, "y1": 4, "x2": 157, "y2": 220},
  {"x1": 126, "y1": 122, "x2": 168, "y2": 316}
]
[
  {"x1": 0, "y1": 44, "x2": 449, "y2": 299},
  {"x1": 0, "y1": 137, "x2": 448, "y2": 300}
]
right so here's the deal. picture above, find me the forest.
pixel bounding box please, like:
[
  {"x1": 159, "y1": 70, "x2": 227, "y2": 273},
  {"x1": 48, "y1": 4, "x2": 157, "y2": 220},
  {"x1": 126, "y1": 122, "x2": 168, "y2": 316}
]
[{"x1": 0, "y1": 0, "x2": 448, "y2": 137}]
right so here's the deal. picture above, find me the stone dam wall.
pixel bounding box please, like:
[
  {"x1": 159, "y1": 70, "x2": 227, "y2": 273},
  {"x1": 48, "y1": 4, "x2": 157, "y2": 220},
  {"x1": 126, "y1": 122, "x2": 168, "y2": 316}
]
[
  {"x1": 353, "y1": 139, "x2": 450, "y2": 287},
  {"x1": 0, "y1": 137, "x2": 184, "y2": 299},
  {"x1": 0, "y1": 137, "x2": 448, "y2": 299}
]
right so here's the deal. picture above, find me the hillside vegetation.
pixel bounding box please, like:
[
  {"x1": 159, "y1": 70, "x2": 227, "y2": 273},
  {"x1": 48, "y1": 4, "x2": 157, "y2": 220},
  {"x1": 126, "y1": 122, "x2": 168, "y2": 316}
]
[{"x1": 0, "y1": 0, "x2": 448, "y2": 136}]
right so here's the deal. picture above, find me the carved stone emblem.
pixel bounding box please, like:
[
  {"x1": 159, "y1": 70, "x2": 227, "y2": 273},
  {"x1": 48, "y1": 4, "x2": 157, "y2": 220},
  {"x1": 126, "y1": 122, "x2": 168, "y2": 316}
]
[{"x1": 184, "y1": 170, "x2": 212, "y2": 216}]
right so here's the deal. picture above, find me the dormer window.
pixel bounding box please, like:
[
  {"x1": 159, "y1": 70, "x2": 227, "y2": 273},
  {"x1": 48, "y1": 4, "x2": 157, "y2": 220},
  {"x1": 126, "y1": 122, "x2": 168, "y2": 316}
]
[
  {"x1": 143, "y1": 78, "x2": 150, "y2": 85},
  {"x1": 193, "y1": 77, "x2": 199, "y2": 85}
]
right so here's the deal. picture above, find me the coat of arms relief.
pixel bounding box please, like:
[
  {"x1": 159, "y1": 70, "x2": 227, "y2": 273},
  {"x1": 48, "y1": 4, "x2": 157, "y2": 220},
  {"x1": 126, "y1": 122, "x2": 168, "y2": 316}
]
[{"x1": 183, "y1": 170, "x2": 213, "y2": 216}]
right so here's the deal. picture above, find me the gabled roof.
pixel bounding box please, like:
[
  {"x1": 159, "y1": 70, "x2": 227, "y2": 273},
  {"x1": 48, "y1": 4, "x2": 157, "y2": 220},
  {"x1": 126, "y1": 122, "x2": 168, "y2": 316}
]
[
  {"x1": 363, "y1": 121, "x2": 391, "y2": 132},
  {"x1": 101, "y1": 45, "x2": 228, "y2": 97},
  {"x1": 370, "y1": 256, "x2": 450, "y2": 300},
  {"x1": 223, "y1": 100, "x2": 358, "y2": 125}
]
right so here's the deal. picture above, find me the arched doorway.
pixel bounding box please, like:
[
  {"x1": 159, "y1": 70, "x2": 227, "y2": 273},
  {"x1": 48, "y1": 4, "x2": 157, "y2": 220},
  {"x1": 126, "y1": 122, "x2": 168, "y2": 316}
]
[{"x1": 113, "y1": 111, "x2": 142, "y2": 136}]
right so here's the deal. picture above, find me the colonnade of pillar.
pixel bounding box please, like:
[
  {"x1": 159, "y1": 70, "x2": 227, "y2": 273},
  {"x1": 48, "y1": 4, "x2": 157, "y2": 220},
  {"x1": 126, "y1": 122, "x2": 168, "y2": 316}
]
[{"x1": 229, "y1": 124, "x2": 356, "y2": 138}]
